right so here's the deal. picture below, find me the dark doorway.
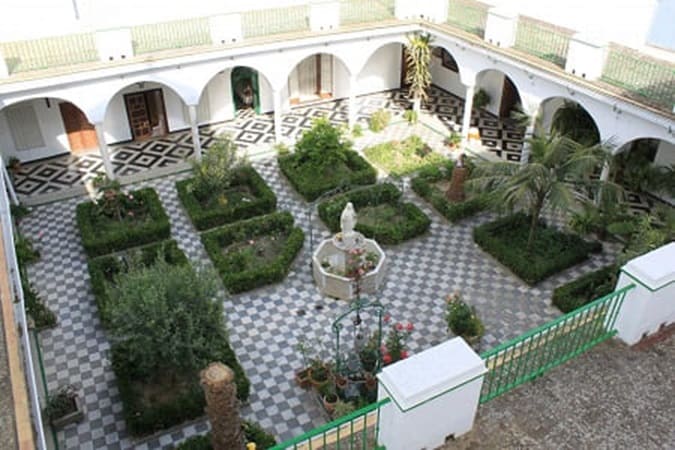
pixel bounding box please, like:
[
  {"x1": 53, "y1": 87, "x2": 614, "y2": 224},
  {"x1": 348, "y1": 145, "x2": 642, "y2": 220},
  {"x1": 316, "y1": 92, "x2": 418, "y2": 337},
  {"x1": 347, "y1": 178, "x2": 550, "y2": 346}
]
[
  {"x1": 123, "y1": 88, "x2": 168, "y2": 141},
  {"x1": 499, "y1": 77, "x2": 520, "y2": 119},
  {"x1": 59, "y1": 102, "x2": 99, "y2": 154},
  {"x1": 231, "y1": 67, "x2": 260, "y2": 114}
]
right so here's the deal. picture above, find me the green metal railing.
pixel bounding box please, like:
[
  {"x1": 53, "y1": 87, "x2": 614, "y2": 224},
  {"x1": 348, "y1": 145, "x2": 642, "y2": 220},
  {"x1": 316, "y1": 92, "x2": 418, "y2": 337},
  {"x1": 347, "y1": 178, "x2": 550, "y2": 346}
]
[
  {"x1": 0, "y1": 33, "x2": 98, "y2": 74},
  {"x1": 446, "y1": 0, "x2": 488, "y2": 37},
  {"x1": 242, "y1": 5, "x2": 310, "y2": 39},
  {"x1": 131, "y1": 17, "x2": 210, "y2": 54},
  {"x1": 479, "y1": 285, "x2": 634, "y2": 404},
  {"x1": 514, "y1": 16, "x2": 572, "y2": 68},
  {"x1": 601, "y1": 44, "x2": 675, "y2": 111},
  {"x1": 270, "y1": 398, "x2": 390, "y2": 450},
  {"x1": 340, "y1": 0, "x2": 396, "y2": 26}
]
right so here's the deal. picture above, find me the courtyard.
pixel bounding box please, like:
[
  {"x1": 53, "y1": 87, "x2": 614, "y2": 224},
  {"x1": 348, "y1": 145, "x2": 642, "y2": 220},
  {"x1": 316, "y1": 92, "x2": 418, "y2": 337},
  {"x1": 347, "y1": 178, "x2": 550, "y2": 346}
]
[{"x1": 18, "y1": 108, "x2": 627, "y2": 448}]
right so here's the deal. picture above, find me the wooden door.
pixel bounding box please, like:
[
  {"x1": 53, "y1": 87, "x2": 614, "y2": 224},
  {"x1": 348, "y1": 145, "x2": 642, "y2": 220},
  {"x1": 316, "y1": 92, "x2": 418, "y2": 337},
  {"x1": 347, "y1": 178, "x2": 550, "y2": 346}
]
[
  {"x1": 400, "y1": 45, "x2": 409, "y2": 88},
  {"x1": 59, "y1": 102, "x2": 98, "y2": 154},
  {"x1": 124, "y1": 92, "x2": 151, "y2": 140},
  {"x1": 500, "y1": 77, "x2": 520, "y2": 119}
]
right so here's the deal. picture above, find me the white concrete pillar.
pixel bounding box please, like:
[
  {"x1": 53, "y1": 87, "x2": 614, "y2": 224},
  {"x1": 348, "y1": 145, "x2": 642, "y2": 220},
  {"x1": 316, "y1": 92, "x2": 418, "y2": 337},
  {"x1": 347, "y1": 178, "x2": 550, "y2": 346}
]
[
  {"x1": 95, "y1": 28, "x2": 133, "y2": 62},
  {"x1": 484, "y1": 7, "x2": 518, "y2": 48},
  {"x1": 2, "y1": 163, "x2": 19, "y2": 205},
  {"x1": 94, "y1": 123, "x2": 115, "y2": 179},
  {"x1": 348, "y1": 74, "x2": 358, "y2": 129},
  {"x1": 461, "y1": 84, "x2": 475, "y2": 142},
  {"x1": 188, "y1": 105, "x2": 203, "y2": 161},
  {"x1": 377, "y1": 338, "x2": 486, "y2": 450},
  {"x1": 310, "y1": 1, "x2": 340, "y2": 31},
  {"x1": 614, "y1": 242, "x2": 675, "y2": 345},
  {"x1": 209, "y1": 13, "x2": 243, "y2": 45},
  {"x1": 565, "y1": 33, "x2": 608, "y2": 81},
  {"x1": 273, "y1": 89, "x2": 283, "y2": 143}
]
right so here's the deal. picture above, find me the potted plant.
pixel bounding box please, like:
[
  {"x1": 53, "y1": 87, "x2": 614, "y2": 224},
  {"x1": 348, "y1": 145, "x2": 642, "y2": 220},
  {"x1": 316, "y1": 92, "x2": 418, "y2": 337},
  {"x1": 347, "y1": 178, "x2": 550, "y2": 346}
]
[
  {"x1": 320, "y1": 384, "x2": 338, "y2": 414},
  {"x1": 444, "y1": 131, "x2": 462, "y2": 149},
  {"x1": 446, "y1": 292, "x2": 485, "y2": 347},
  {"x1": 473, "y1": 89, "x2": 490, "y2": 110},
  {"x1": 308, "y1": 359, "x2": 330, "y2": 389},
  {"x1": 332, "y1": 399, "x2": 355, "y2": 419},
  {"x1": 294, "y1": 368, "x2": 311, "y2": 389},
  {"x1": 334, "y1": 373, "x2": 348, "y2": 393},
  {"x1": 43, "y1": 384, "x2": 84, "y2": 429}
]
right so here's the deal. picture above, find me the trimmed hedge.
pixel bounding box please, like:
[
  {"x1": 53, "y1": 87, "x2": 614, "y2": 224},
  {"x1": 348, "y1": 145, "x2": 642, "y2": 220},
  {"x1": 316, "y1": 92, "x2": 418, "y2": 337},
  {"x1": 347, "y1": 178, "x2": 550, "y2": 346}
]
[
  {"x1": 176, "y1": 422, "x2": 276, "y2": 450},
  {"x1": 552, "y1": 265, "x2": 617, "y2": 313},
  {"x1": 317, "y1": 183, "x2": 431, "y2": 245},
  {"x1": 88, "y1": 240, "x2": 189, "y2": 326},
  {"x1": 176, "y1": 166, "x2": 277, "y2": 231},
  {"x1": 116, "y1": 338, "x2": 250, "y2": 436},
  {"x1": 202, "y1": 212, "x2": 304, "y2": 294},
  {"x1": 278, "y1": 150, "x2": 377, "y2": 201},
  {"x1": 473, "y1": 213, "x2": 602, "y2": 285},
  {"x1": 76, "y1": 187, "x2": 170, "y2": 257},
  {"x1": 411, "y1": 163, "x2": 488, "y2": 222}
]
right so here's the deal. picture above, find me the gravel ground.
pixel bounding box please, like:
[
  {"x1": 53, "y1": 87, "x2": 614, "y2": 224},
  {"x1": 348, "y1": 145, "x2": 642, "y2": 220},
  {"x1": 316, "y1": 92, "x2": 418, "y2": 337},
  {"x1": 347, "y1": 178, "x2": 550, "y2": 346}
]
[
  {"x1": 441, "y1": 335, "x2": 675, "y2": 450},
  {"x1": 0, "y1": 301, "x2": 18, "y2": 450}
]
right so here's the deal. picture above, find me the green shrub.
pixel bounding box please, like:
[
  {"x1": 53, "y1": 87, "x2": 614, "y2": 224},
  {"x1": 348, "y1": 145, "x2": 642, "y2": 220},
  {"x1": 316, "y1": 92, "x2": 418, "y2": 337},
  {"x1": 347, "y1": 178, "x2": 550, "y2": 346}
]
[
  {"x1": 278, "y1": 150, "x2": 376, "y2": 201},
  {"x1": 175, "y1": 423, "x2": 276, "y2": 450},
  {"x1": 552, "y1": 265, "x2": 617, "y2": 313},
  {"x1": 446, "y1": 294, "x2": 484, "y2": 339},
  {"x1": 294, "y1": 117, "x2": 352, "y2": 167},
  {"x1": 369, "y1": 109, "x2": 391, "y2": 132},
  {"x1": 352, "y1": 123, "x2": 364, "y2": 137},
  {"x1": 22, "y1": 277, "x2": 57, "y2": 330},
  {"x1": 76, "y1": 187, "x2": 171, "y2": 257},
  {"x1": 411, "y1": 160, "x2": 488, "y2": 222},
  {"x1": 202, "y1": 212, "x2": 304, "y2": 293},
  {"x1": 473, "y1": 88, "x2": 490, "y2": 109},
  {"x1": 176, "y1": 166, "x2": 277, "y2": 231},
  {"x1": 363, "y1": 136, "x2": 445, "y2": 176},
  {"x1": 15, "y1": 233, "x2": 40, "y2": 265},
  {"x1": 108, "y1": 259, "x2": 249, "y2": 435},
  {"x1": 317, "y1": 183, "x2": 430, "y2": 245},
  {"x1": 403, "y1": 109, "x2": 418, "y2": 124},
  {"x1": 473, "y1": 213, "x2": 601, "y2": 285},
  {"x1": 88, "y1": 240, "x2": 188, "y2": 326},
  {"x1": 190, "y1": 137, "x2": 244, "y2": 200}
]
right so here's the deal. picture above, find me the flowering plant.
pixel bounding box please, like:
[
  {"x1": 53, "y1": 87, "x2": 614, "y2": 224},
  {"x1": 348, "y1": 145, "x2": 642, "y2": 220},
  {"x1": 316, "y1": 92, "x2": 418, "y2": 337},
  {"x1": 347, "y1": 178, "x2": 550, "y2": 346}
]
[
  {"x1": 381, "y1": 314, "x2": 413, "y2": 366},
  {"x1": 345, "y1": 247, "x2": 379, "y2": 279},
  {"x1": 92, "y1": 175, "x2": 145, "y2": 221}
]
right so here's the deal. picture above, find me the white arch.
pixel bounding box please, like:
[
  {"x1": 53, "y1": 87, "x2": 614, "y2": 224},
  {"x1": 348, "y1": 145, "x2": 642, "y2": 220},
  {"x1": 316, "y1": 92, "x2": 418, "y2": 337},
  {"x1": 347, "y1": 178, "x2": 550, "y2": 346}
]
[
  {"x1": 536, "y1": 95, "x2": 601, "y2": 140},
  {"x1": 0, "y1": 94, "x2": 93, "y2": 122},
  {"x1": 196, "y1": 63, "x2": 275, "y2": 105},
  {"x1": 279, "y1": 50, "x2": 353, "y2": 88},
  {"x1": 351, "y1": 37, "x2": 409, "y2": 76}
]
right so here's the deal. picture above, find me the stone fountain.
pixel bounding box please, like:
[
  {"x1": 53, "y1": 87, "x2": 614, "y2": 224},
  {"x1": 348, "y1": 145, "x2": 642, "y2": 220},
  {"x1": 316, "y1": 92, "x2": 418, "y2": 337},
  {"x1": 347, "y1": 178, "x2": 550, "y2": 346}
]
[{"x1": 312, "y1": 202, "x2": 387, "y2": 300}]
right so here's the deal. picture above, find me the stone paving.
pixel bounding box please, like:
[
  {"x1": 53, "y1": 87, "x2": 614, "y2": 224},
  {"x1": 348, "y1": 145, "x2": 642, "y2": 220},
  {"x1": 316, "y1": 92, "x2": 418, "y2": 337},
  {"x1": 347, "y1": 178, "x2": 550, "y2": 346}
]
[{"x1": 442, "y1": 335, "x2": 675, "y2": 450}]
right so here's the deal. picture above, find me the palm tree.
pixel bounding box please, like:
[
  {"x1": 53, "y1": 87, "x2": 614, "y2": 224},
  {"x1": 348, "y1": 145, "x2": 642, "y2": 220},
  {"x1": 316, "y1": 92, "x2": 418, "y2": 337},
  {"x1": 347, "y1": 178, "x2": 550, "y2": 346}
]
[
  {"x1": 469, "y1": 134, "x2": 607, "y2": 250},
  {"x1": 551, "y1": 101, "x2": 600, "y2": 145},
  {"x1": 405, "y1": 33, "x2": 433, "y2": 114}
]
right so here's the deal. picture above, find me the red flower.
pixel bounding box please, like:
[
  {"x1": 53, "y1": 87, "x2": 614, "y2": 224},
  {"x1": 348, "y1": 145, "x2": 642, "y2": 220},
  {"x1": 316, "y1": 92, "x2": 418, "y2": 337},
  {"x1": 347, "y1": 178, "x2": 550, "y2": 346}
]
[
  {"x1": 406, "y1": 322, "x2": 414, "y2": 332},
  {"x1": 395, "y1": 323, "x2": 403, "y2": 331},
  {"x1": 383, "y1": 314, "x2": 391, "y2": 324},
  {"x1": 380, "y1": 345, "x2": 387, "y2": 354},
  {"x1": 401, "y1": 350, "x2": 409, "y2": 359},
  {"x1": 383, "y1": 354, "x2": 392, "y2": 365}
]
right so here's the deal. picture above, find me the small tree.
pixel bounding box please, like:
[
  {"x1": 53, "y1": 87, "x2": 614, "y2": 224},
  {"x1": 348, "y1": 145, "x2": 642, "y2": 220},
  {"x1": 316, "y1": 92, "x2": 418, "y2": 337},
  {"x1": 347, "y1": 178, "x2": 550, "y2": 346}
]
[
  {"x1": 469, "y1": 134, "x2": 606, "y2": 250},
  {"x1": 191, "y1": 136, "x2": 245, "y2": 200},
  {"x1": 405, "y1": 33, "x2": 433, "y2": 114},
  {"x1": 294, "y1": 117, "x2": 351, "y2": 167}
]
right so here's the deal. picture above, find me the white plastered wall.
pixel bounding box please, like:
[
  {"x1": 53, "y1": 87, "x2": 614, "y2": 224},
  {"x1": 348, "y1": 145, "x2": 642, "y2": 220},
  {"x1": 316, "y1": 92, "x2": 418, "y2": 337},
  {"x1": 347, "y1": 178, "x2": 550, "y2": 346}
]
[
  {"x1": 654, "y1": 140, "x2": 675, "y2": 167},
  {"x1": 430, "y1": 49, "x2": 464, "y2": 98},
  {"x1": 0, "y1": 98, "x2": 70, "y2": 161},
  {"x1": 354, "y1": 43, "x2": 402, "y2": 96},
  {"x1": 475, "y1": 69, "x2": 505, "y2": 116}
]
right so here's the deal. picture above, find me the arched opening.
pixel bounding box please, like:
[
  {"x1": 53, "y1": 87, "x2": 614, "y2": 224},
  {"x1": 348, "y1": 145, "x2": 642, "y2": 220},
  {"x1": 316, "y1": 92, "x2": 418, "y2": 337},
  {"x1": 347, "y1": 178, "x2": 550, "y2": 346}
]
[
  {"x1": 0, "y1": 97, "x2": 96, "y2": 163},
  {"x1": 474, "y1": 69, "x2": 522, "y2": 119},
  {"x1": 286, "y1": 53, "x2": 349, "y2": 105},
  {"x1": 231, "y1": 66, "x2": 261, "y2": 114},
  {"x1": 614, "y1": 138, "x2": 675, "y2": 201},
  {"x1": 538, "y1": 97, "x2": 600, "y2": 145}
]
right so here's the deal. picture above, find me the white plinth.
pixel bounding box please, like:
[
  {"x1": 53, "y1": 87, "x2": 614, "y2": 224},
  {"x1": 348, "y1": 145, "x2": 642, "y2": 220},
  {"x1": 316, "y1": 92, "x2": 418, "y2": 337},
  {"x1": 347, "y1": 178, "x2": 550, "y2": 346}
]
[
  {"x1": 377, "y1": 338, "x2": 487, "y2": 450},
  {"x1": 310, "y1": 1, "x2": 340, "y2": 31},
  {"x1": 209, "y1": 14, "x2": 242, "y2": 45},
  {"x1": 484, "y1": 7, "x2": 518, "y2": 48},
  {"x1": 95, "y1": 29, "x2": 133, "y2": 62},
  {"x1": 614, "y1": 242, "x2": 675, "y2": 345},
  {"x1": 565, "y1": 33, "x2": 608, "y2": 81}
]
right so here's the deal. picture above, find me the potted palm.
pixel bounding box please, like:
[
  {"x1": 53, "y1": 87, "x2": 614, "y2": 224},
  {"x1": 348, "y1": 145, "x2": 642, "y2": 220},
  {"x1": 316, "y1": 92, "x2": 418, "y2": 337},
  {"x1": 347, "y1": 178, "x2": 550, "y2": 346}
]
[
  {"x1": 444, "y1": 131, "x2": 462, "y2": 150},
  {"x1": 446, "y1": 292, "x2": 484, "y2": 348},
  {"x1": 43, "y1": 384, "x2": 84, "y2": 429}
]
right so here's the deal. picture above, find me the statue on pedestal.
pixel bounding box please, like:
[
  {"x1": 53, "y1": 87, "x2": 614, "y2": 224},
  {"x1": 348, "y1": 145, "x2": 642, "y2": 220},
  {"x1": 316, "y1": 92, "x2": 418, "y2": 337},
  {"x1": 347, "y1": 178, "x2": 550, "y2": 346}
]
[{"x1": 340, "y1": 202, "x2": 358, "y2": 249}]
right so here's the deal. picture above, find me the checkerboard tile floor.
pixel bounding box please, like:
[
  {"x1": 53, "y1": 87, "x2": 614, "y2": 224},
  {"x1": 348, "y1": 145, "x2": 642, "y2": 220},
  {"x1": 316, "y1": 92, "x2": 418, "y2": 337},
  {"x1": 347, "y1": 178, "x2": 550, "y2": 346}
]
[{"x1": 21, "y1": 152, "x2": 621, "y2": 449}]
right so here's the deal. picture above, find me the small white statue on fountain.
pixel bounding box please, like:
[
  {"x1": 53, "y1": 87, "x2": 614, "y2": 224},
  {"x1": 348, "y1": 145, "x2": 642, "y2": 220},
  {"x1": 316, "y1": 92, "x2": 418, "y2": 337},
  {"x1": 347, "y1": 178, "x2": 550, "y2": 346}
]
[{"x1": 340, "y1": 202, "x2": 358, "y2": 248}]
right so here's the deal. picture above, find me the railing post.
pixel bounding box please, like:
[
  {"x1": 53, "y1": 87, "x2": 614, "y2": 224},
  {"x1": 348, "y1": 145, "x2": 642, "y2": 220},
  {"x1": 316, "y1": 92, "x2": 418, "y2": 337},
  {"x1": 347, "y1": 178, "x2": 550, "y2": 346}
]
[
  {"x1": 0, "y1": 48, "x2": 9, "y2": 78},
  {"x1": 209, "y1": 13, "x2": 243, "y2": 45},
  {"x1": 565, "y1": 33, "x2": 608, "y2": 81},
  {"x1": 613, "y1": 242, "x2": 675, "y2": 345},
  {"x1": 377, "y1": 338, "x2": 487, "y2": 450},
  {"x1": 95, "y1": 28, "x2": 133, "y2": 62},
  {"x1": 310, "y1": 1, "x2": 340, "y2": 31},
  {"x1": 484, "y1": 7, "x2": 518, "y2": 48}
]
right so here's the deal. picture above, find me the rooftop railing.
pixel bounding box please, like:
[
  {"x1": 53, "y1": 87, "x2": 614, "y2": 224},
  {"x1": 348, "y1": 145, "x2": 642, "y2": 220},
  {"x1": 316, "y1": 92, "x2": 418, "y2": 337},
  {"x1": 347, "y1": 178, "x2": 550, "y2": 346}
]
[
  {"x1": 131, "y1": 17, "x2": 211, "y2": 54},
  {"x1": 340, "y1": 0, "x2": 395, "y2": 26},
  {"x1": 0, "y1": 32, "x2": 98, "y2": 73},
  {"x1": 600, "y1": 44, "x2": 675, "y2": 112},
  {"x1": 242, "y1": 5, "x2": 310, "y2": 39},
  {"x1": 446, "y1": 0, "x2": 488, "y2": 37},
  {"x1": 514, "y1": 15, "x2": 572, "y2": 68}
]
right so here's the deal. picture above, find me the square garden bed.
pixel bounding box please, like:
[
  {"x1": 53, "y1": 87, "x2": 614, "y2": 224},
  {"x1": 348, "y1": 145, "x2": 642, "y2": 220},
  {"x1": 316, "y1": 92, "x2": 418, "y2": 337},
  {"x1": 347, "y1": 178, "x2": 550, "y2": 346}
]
[
  {"x1": 318, "y1": 183, "x2": 431, "y2": 245},
  {"x1": 202, "y1": 211, "x2": 304, "y2": 294},
  {"x1": 473, "y1": 213, "x2": 602, "y2": 285},
  {"x1": 278, "y1": 150, "x2": 377, "y2": 201},
  {"x1": 363, "y1": 136, "x2": 447, "y2": 176},
  {"x1": 76, "y1": 187, "x2": 170, "y2": 257},
  {"x1": 176, "y1": 166, "x2": 277, "y2": 231},
  {"x1": 87, "y1": 239, "x2": 188, "y2": 326},
  {"x1": 411, "y1": 162, "x2": 488, "y2": 222},
  {"x1": 552, "y1": 265, "x2": 617, "y2": 313}
]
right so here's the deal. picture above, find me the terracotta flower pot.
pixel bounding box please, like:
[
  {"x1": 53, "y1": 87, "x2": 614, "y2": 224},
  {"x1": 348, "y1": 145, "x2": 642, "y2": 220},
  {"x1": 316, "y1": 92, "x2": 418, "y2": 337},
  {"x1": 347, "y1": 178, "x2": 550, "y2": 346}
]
[
  {"x1": 295, "y1": 368, "x2": 311, "y2": 389},
  {"x1": 323, "y1": 393, "x2": 338, "y2": 414}
]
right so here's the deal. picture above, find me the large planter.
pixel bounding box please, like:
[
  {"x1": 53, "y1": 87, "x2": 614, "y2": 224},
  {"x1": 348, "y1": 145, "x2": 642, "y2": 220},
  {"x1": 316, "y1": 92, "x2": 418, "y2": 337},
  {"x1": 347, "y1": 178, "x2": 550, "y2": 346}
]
[{"x1": 49, "y1": 395, "x2": 85, "y2": 430}]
